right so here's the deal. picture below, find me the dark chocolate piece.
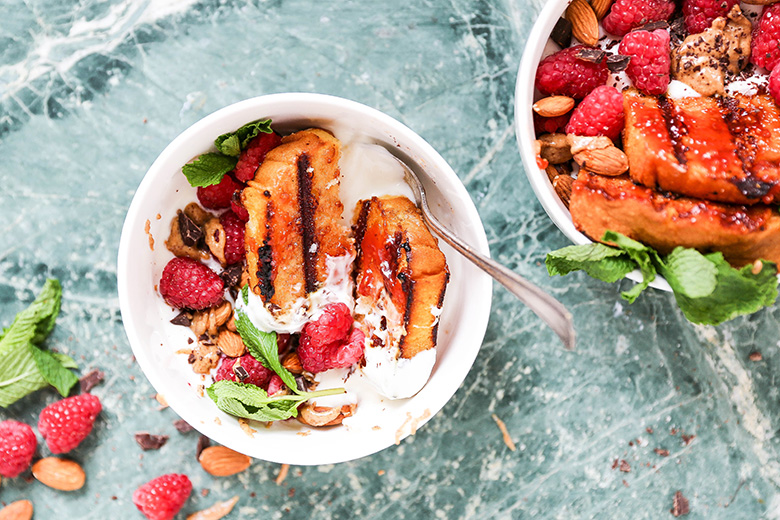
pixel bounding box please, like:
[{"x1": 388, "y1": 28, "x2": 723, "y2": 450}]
[
  {"x1": 575, "y1": 47, "x2": 606, "y2": 64},
  {"x1": 79, "y1": 369, "x2": 105, "y2": 393},
  {"x1": 170, "y1": 311, "x2": 191, "y2": 327},
  {"x1": 671, "y1": 491, "x2": 690, "y2": 517},
  {"x1": 173, "y1": 419, "x2": 194, "y2": 433},
  {"x1": 135, "y1": 433, "x2": 169, "y2": 451},
  {"x1": 550, "y1": 17, "x2": 573, "y2": 49},
  {"x1": 607, "y1": 54, "x2": 631, "y2": 72},
  {"x1": 196, "y1": 435, "x2": 211, "y2": 460},
  {"x1": 220, "y1": 263, "x2": 243, "y2": 288},
  {"x1": 633, "y1": 20, "x2": 669, "y2": 32},
  {"x1": 178, "y1": 211, "x2": 203, "y2": 247}
]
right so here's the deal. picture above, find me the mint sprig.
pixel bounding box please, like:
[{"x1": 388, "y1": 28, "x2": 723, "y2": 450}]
[
  {"x1": 0, "y1": 279, "x2": 79, "y2": 407},
  {"x1": 207, "y1": 380, "x2": 345, "y2": 422},
  {"x1": 546, "y1": 231, "x2": 778, "y2": 325},
  {"x1": 181, "y1": 153, "x2": 238, "y2": 188},
  {"x1": 206, "y1": 309, "x2": 346, "y2": 421},
  {"x1": 181, "y1": 119, "x2": 274, "y2": 188},
  {"x1": 215, "y1": 119, "x2": 273, "y2": 157}
]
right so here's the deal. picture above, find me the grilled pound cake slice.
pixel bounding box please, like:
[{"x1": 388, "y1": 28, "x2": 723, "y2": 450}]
[
  {"x1": 353, "y1": 195, "x2": 449, "y2": 360},
  {"x1": 623, "y1": 89, "x2": 780, "y2": 205},
  {"x1": 570, "y1": 172, "x2": 780, "y2": 267},
  {"x1": 242, "y1": 128, "x2": 354, "y2": 313}
]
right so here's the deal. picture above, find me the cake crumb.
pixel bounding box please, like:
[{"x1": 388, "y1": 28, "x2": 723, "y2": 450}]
[
  {"x1": 491, "y1": 414, "x2": 517, "y2": 452},
  {"x1": 155, "y1": 393, "x2": 168, "y2": 409},
  {"x1": 145, "y1": 219, "x2": 155, "y2": 251},
  {"x1": 238, "y1": 418, "x2": 257, "y2": 438},
  {"x1": 275, "y1": 464, "x2": 289, "y2": 485}
]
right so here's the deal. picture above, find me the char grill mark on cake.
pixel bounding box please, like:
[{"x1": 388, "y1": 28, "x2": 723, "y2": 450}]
[
  {"x1": 242, "y1": 128, "x2": 353, "y2": 313},
  {"x1": 623, "y1": 89, "x2": 780, "y2": 204},
  {"x1": 297, "y1": 153, "x2": 318, "y2": 294}
]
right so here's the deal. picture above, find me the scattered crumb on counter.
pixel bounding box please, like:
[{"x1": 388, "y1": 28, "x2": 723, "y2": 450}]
[
  {"x1": 275, "y1": 464, "x2": 289, "y2": 485},
  {"x1": 491, "y1": 414, "x2": 517, "y2": 452}
]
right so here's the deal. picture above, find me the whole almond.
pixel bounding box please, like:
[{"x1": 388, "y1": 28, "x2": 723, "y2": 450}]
[
  {"x1": 216, "y1": 330, "x2": 246, "y2": 357},
  {"x1": 567, "y1": 0, "x2": 600, "y2": 47},
  {"x1": 574, "y1": 146, "x2": 629, "y2": 176},
  {"x1": 32, "y1": 458, "x2": 85, "y2": 491},
  {"x1": 0, "y1": 500, "x2": 33, "y2": 520},
  {"x1": 590, "y1": 0, "x2": 613, "y2": 20},
  {"x1": 553, "y1": 175, "x2": 574, "y2": 208},
  {"x1": 533, "y1": 96, "x2": 575, "y2": 118},
  {"x1": 198, "y1": 446, "x2": 251, "y2": 477},
  {"x1": 538, "y1": 133, "x2": 573, "y2": 165},
  {"x1": 187, "y1": 496, "x2": 240, "y2": 520},
  {"x1": 282, "y1": 352, "x2": 303, "y2": 374}
]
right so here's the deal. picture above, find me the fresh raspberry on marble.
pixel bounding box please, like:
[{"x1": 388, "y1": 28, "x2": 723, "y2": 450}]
[
  {"x1": 619, "y1": 29, "x2": 671, "y2": 96},
  {"x1": 752, "y1": 4, "x2": 780, "y2": 71},
  {"x1": 219, "y1": 210, "x2": 245, "y2": 265},
  {"x1": 159, "y1": 257, "x2": 224, "y2": 310},
  {"x1": 133, "y1": 473, "x2": 192, "y2": 520},
  {"x1": 534, "y1": 112, "x2": 571, "y2": 135},
  {"x1": 602, "y1": 0, "x2": 675, "y2": 37},
  {"x1": 38, "y1": 394, "x2": 102, "y2": 454},
  {"x1": 535, "y1": 45, "x2": 609, "y2": 99},
  {"x1": 234, "y1": 132, "x2": 283, "y2": 182},
  {"x1": 214, "y1": 353, "x2": 273, "y2": 388},
  {"x1": 230, "y1": 191, "x2": 249, "y2": 221},
  {"x1": 683, "y1": 0, "x2": 739, "y2": 35},
  {"x1": 565, "y1": 86, "x2": 625, "y2": 141},
  {"x1": 196, "y1": 173, "x2": 242, "y2": 210},
  {"x1": 0, "y1": 420, "x2": 37, "y2": 478}
]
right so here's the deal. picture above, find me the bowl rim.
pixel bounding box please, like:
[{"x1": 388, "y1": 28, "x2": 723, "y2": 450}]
[
  {"x1": 513, "y1": 2, "x2": 671, "y2": 292},
  {"x1": 117, "y1": 92, "x2": 493, "y2": 464}
]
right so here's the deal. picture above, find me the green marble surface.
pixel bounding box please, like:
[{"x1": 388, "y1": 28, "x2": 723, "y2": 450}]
[{"x1": 1, "y1": 0, "x2": 779, "y2": 518}]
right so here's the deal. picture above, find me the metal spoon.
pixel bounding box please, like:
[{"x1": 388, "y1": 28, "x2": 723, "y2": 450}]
[{"x1": 393, "y1": 156, "x2": 576, "y2": 350}]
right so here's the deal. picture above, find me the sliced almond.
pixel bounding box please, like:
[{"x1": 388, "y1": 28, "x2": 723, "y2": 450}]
[
  {"x1": 574, "y1": 146, "x2": 629, "y2": 176},
  {"x1": 32, "y1": 458, "x2": 85, "y2": 491},
  {"x1": 533, "y1": 96, "x2": 575, "y2": 118},
  {"x1": 203, "y1": 218, "x2": 226, "y2": 266},
  {"x1": 215, "y1": 330, "x2": 246, "y2": 357},
  {"x1": 298, "y1": 403, "x2": 357, "y2": 427},
  {"x1": 187, "y1": 496, "x2": 240, "y2": 520},
  {"x1": 590, "y1": 0, "x2": 613, "y2": 20},
  {"x1": 198, "y1": 446, "x2": 252, "y2": 477},
  {"x1": 553, "y1": 175, "x2": 574, "y2": 208},
  {"x1": 567, "y1": 0, "x2": 600, "y2": 46},
  {"x1": 0, "y1": 500, "x2": 33, "y2": 520}
]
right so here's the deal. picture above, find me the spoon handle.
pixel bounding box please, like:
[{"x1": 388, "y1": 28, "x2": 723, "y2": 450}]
[{"x1": 421, "y1": 213, "x2": 576, "y2": 350}]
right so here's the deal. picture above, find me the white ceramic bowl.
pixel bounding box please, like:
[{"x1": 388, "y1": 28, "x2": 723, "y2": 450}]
[
  {"x1": 117, "y1": 93, "x2": 492, "y2": 465},
  {"x1": 514, "y1": 1, "x2": 670, "y2": 290}
]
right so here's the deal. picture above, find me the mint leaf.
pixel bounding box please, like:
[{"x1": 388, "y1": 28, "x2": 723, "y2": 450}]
[
  {"x1": 241, "y1": 284, "x2": 249, "y2": 306},
  {"x1": 215, "y1": 119, "x2": 273, "y2": 157},
  {"x1": 0, "y1": 279, "x2": 67, "y2": 407},
  {"x1": 52, "y1": 352, "x2": 78, "y2": 369},
  {"x1": 601, "y1": 231, "x2": 658, "y2": 303},
  {"x1": 234, "y1": 310, "x2": 299, "y2": 393},
  {"x1": 661, "y1": 251, "x2": 778, "y2": 325},
  {"x1": 546, "y1": 242, "x2": 635, "y2": 282},
  {"x1": 207, "y1": 380, "x2": 346, "y2": 422},
  {"x1": 181, "y1": 153, "x2": 238, "y2": 187},
  {"x1": 30, "y1": 346, "x2": 78, "y2": 397}
]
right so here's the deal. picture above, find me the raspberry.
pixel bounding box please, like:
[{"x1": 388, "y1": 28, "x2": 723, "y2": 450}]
[
  {"x1": 602, "y1": 0, "x2": 675, "y2": 37},
  {"x1": 230, "y1": 190, "x2": 249, "y2": 221},
  {"x1": 683, "y1": 0, "x2": 739, "y2": 35},
  {"x1": 214, "y1": 354, "x2": 273, "y2": 388},
  {"x1": 769, "y1": 64, "x2": 780, "y2": 104},
  {"x1": 565, "y1": 86, "x2": 626, "y2": 141},
  {"x1": 0, "y1": 420, "x2": 36, "y2": 478},
  {"x1": 234, "y1": 132, "x2": 283, "y2": 182},
  {"x1": 298, "y1": 304, "x2": 365, "y2": 373},
  {"x1": 535, "y1": 46, "x2": 609, "y2": 99},
  {"x1": 752, "y1": 4, "x2": 780, "y2": 70},
  {"x1": 267, "y1": 374, "x2": 285, "y2": 396},
  {"x1": 619, "y1": 29, "x2": 671, "y2": 96},
  {"x1": 133, "y1": 473, "x2": 192, "y2": 520},
  {"x1": 534, "y1": 112, "x2": 571, "y2": 135},
  {"x1": 330, "y1": 328, "x2": 366, "y2": 369},
  {"x1": 304, "y1": 303, "x2": 353, "y2": 346},
  {"x1": 220, "y1": 210, "x2": 245, "y2": 265},
  {"x1": 159, "y1": 257, "x2": 224, "y2": 310},
  {"x1": 38, "y1": 394, "x2": 102, "y2": 454},
  {"x1": 196, "y1": 173, "x2": 242, "y2": 210}
]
